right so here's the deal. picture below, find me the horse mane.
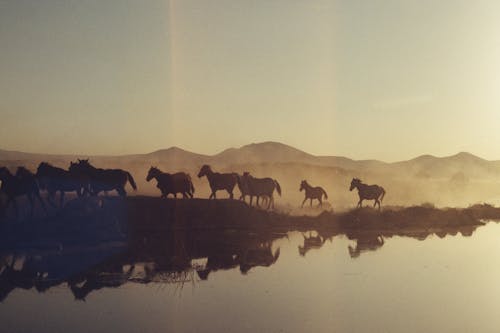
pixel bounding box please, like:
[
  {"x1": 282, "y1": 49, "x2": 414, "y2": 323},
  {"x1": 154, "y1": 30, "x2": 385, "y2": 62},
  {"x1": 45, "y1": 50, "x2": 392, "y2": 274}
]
[{"x1": 16, "y1": 166, "x2": 34, "y2": 176}]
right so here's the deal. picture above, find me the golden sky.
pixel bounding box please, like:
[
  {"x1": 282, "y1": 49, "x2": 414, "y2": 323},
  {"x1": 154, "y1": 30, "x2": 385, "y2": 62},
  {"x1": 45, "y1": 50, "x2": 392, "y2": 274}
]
[{"x1": 1, "y1": 0, "x2": 500, "y2": 161}]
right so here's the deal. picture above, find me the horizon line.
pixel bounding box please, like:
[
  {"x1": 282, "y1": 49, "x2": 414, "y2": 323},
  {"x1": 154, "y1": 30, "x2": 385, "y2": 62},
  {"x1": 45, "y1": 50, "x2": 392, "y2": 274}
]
[{"x1": 0, "y1": 141, "x2": 496, "y2": 164}]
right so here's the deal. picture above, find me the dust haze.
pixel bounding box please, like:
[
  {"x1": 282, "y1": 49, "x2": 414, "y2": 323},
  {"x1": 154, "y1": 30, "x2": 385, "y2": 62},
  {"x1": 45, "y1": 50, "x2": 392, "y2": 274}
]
[{"x1": 2, "y1": 142, "x2": 499, "y2": 211}]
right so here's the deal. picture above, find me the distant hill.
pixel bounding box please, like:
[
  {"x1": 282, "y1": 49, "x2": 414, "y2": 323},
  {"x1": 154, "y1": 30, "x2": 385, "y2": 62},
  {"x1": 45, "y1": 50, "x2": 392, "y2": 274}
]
[
  {"x1": 3, "y1": 142, "x2": 500, "y2": 207},
  {"x1": 2, "y1": 142, "x2": 499, "y2": 178}
]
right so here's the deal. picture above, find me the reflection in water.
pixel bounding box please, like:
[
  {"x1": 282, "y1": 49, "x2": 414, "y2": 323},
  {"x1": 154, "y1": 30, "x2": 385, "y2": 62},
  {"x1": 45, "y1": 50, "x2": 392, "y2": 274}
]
[
  {"x1": 0, "y1": 219, "x2": 484, "y2": 302},
  {"x1": 347, "y1": 234, "x2": 384, "y2": 258},
  {"x1": 298, "y1": 232, "x2": 326, "y2": 257},
  {"x1": 0, "y1": 229, "x2": 285, "y2": 302}
]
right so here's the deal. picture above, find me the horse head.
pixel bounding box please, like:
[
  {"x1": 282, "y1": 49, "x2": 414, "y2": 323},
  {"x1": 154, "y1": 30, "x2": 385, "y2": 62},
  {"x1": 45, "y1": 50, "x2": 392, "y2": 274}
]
[
  {"x1": 197, "y1": 165, "x2": 212, "y2": 178},
  {"x1": 146, "y1": 166, "x2": 161, "y2": 182},
  {"x1": 350, "y1": 178, "x2": 361, "y2": 191},
  {"x1": 15, "y1": 166, "x2": 33, "y2": 178},
  {"x1": 0, "y1": 167, "x2": 10, "y2": 180},
  {"x1": 36, "y1": 162, "x2": 51, "y2": 176},
  {"x1": 299, "y1": 180, "x2": 307, "y2": 191}
]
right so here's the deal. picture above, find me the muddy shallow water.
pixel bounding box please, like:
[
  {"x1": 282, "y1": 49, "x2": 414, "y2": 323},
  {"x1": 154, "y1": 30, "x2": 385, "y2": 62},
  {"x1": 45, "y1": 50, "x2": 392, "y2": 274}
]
[{"x1": 1, "y1": 221, "x2": 500, "y2": 333}]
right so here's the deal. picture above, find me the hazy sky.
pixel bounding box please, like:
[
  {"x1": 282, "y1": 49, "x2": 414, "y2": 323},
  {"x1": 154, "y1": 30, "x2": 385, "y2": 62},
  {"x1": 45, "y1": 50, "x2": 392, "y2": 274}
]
[{"x1": 1, "y1": 0, "x2": 500, "y2": 161}]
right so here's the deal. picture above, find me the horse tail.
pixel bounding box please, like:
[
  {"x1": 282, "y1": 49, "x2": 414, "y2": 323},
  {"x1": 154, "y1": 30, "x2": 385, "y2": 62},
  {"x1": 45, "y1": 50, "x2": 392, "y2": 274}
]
[
  {"x1": 126, "y1": 172, "x2": 137, "y2": 190},
  {"x1": 379, "y1": 187, "x2": 386, "y2": 202},
  {"x1": 274, "y1": 180, "x2": 282, "y2": 196},
  {"x1": 321, "y1": 187, "x2": 328, "y2": 199}
]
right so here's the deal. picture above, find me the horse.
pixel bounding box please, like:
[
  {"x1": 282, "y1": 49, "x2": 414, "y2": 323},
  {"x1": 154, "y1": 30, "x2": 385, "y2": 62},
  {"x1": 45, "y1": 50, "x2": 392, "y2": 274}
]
[
  {"x1": 238, "y1": 172, "x2": 281, "y2": 209},
  {"x1": 299, "y1": 180, "x2": 328, "y2": 208},
  {"x1": 69, "y1": 159, "x2": 137, "y2": 197},
  {"x1": 298, "y1": 233, "x2": 326, "y2": 257},
  {"x1": 349, "y1": 178, "x2": 386, "y2": 209},
  {"x1": 36, "y1": 162, "x2": 86, "y2": 207},
  {"x1": 146, "y1": 166, "x2": 194, "y2": 198},
  {"x1": 0, "y1": 166, "x2": 47, "y2": 218},
  {"x1": 348, "y1": 234, "x2": 385, "y2": 258},
  {"x1": 237, "y1": 172, "x2": 269, "y2": 205},
  {"x1": 239, "y1": 242, "x2": 280, "y2": 274},
  {"x1": 197, "y1": 165, "x2": 238, "y2": 199}
]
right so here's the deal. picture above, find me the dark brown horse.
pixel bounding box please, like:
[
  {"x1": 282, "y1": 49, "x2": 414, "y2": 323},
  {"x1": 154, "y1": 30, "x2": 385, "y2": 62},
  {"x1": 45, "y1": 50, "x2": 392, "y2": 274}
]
[
  {"x1": 146, "y1": 166, "x2": 194, "y2": 198},
  {"x1": 36, "y1": 162, "x2": 86, "y2": 207},
  {"x1": 237, "y1": 172, "x2": 269, "y2": 205},
  {"x1": 238, "y1": 172, "x2": 281, "y2": 209},
  {"x1": 69, "y1": 159, "x2": 137, "y2": 197},
  {"x1": 349, "y1": 178, "x2": 385, "y2": 209},
  {"x1": 0, "y1": 166, "x2": 47, "y2": 218},
  {"x1": 299, "y1": 180, "x2": 328, "y2": 208},
  {"x1": 197, "y1": 165, "x2": 238, "y2": 199}
]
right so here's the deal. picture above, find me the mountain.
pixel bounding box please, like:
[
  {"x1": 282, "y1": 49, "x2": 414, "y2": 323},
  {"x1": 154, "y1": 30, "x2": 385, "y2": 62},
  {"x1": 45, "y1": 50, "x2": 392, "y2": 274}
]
[
  {"x1": 212, "y1": 142, "x2": 316, "y2": 165},
  {"x1": 3, "y1": 142, "x2": 500, "y2": 207},
  {"x1": 2, "y1": 142, "x2": 500, "y2": 178}
]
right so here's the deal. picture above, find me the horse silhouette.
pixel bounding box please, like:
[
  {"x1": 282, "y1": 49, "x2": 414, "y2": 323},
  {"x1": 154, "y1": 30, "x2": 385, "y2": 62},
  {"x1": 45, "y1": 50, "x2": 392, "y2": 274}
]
[
  {"x1": 238, "y1": 172, "x2": 281, "y2": 209},
  {"x1": 348, "y1": 234, "x2": 385, "y2": 258},
  {"x1": 146, "y1": 166, "x2": 194, "y2": 198},
  {"x1": 36, "y1": 162, "x2": 87, "y2": 207},
  {"x1": 349, "y1": 178, "x2": 386, "y2": 209},
  {"x1": 237, "y1": 172, "x2": 269, "y2": 205},
  {"x1": 197, "y1": 165, "x2": 238, "y2": 199},
  {"x1": 69, "y1": 159, "x2": 137, "y2": 197},
  {"x1": 298, "y1": 233, "x2": 326, "y2": 256},
  {"x1": 299, "y1": 180, "x2": 328, "y2": 208},
  {"x1": 239, "y1": 242, "x2": 280, "y2": 274},
  {"x1": 0, "y1": 166, "x2": 47, "y2": 218}
]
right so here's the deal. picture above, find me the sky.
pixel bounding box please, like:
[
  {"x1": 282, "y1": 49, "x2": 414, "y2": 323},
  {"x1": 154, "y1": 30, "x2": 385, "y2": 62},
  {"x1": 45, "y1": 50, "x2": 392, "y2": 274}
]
[{"x1": 1, "y1": 0, "x2": 500, "y2": 161}]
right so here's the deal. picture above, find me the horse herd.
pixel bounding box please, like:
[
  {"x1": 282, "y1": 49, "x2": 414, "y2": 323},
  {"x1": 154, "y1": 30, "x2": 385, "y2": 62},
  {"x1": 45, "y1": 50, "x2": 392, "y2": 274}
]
[{"x1": 0, "y1": 159, "x2": 387, "y2": 218}]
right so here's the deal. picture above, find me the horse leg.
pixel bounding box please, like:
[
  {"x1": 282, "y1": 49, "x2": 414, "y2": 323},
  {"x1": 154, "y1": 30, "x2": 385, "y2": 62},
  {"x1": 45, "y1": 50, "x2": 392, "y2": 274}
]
[
  {"x1": 318, "y1": 197, "x2": 322, "y2": 207},
  {"x1": 256, "y1": 196, "x2": 260, "y2": 207},
  {"x1": 228, "y1": 189, "x2": 234, "y2": 199},
  {"x1": 60, "y1": 191, "x2": 65, "y2": 208},
  {"x1": 249, "y1": 196, "x2": 253, "y2": 206},
  {"x1": 310, "y1": 198, "x2": 313, "y2": 207},
  {"x1": 47, "y1": 190, "x2": 57, "y2": 208},
  {"x1": 117, "y1": 187, "x2": 126, "y2": 197},
  {"x1": 36, "y1": 191, "x2": 48, "y2": 215},
  {"x1": 301, "y1": 197, "x2": 307, "y2": 208},
  {"x1": 27, "y1": 194, "x2": 35, "y2": 218},
  {"x1": 9, "y1": 197, "x2": 19, "y2": 219},
  {"x1": 357, "y1": 199, "x2": 363, "y2": 208}
]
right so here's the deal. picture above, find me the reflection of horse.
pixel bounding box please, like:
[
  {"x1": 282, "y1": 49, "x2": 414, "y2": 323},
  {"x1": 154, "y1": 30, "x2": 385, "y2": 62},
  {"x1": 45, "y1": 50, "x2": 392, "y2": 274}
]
[
  {"x1": 348, "y1": 234, "x2": 384, "y2": 258},
  {"x1": 69, "y1": 265, "x2": 135, "y2": 301},
  {"x1": 238, "y1": 172, "x2": 281, "y2": 209},
  {"x1": 146, "y1": 167, "x2": 194, "y2": 198},
  {"x1": 196, "y1": 254, "x2": 239, "y2": 280},
  {"x1": 0, "y1": 167, "x2": 46, "y2": 218},
  {"x1": 349, "y1": 178, "x2": 385, "y2": 209},
  {"x1": 69, "y1": 159, "x2": 137, "y2": 196},
  {"x1": 36, "y1": 162, "x2": 86, "y2": 207},
  {"x1": 197, "y1": 165, "x2": 238, "y2": 199},
  {"x1": 0, "y1": 255, "x2": 39, "y2": 302},
  {"x1": 298, "y1": 233, "x2": 326, "y2": 256},
  {"x1": 299, "y1": 180, "x2": 328, "y2": 208},
  {"x1": 240, "y1": 242, "x2": 280, "y2": 274}
]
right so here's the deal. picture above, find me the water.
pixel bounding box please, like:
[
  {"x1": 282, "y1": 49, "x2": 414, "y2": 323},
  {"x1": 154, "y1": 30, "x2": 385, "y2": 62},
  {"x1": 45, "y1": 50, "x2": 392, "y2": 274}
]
[{"x1": 1, "y1": 222, "x2": 500, "y2": 333}]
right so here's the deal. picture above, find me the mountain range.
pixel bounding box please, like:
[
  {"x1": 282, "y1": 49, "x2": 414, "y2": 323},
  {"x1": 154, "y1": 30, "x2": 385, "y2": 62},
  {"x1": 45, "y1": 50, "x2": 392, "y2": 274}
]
[
  {"x1": 2, "y1": 141, "x2": 500, "y2": 207},
  {"x1": 1, "y1": 141, "x2": 499, "y2": 178}
]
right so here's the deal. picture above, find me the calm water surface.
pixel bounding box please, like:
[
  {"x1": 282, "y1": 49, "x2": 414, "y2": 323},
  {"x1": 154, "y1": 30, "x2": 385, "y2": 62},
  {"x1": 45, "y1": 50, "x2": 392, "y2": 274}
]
[{"x1": 2, "y1": 222, "x2": 500, "y2": 333}]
